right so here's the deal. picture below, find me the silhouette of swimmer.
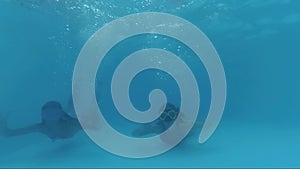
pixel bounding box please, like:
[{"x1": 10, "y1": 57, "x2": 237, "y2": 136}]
[
  {"x1": 0, "y1": 101, "x2": 83, "y2": 141},
  {"x1": 132, "y1": 103, "x2": 180, "y2": 137},
  {"x1": 132, "y1": 103, "x2": 203, "y2": 144}
]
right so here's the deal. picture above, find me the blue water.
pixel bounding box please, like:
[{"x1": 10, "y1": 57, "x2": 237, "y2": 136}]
[{"x1": 1, "y1": 0, "x2": 300, "y2": 168}]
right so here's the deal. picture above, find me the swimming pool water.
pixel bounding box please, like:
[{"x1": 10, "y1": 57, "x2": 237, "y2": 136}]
[{"x1": 0, "y1": 0, "x2": 300, "y2": 168}]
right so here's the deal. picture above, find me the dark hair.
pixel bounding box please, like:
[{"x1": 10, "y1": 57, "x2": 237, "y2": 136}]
[{"x1": 42, "y1": 101, "x2": 62, "y2": 111}]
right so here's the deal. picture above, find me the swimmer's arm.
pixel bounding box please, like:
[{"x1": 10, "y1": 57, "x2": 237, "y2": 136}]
[
  {"x1": 132, "y1": 122, "x2": 166, "y2": 137},
  {"x1": 1, "y1": 122, "x2": 42, "y2": 138}
]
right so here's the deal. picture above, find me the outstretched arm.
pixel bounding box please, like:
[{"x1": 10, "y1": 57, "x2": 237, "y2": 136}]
[
  {"x1": 5, "y1": 124, "x2": 42, "y2": 137},
  {"x1": 0, "y1": 116, "x2": 42, "y2": 138}
]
